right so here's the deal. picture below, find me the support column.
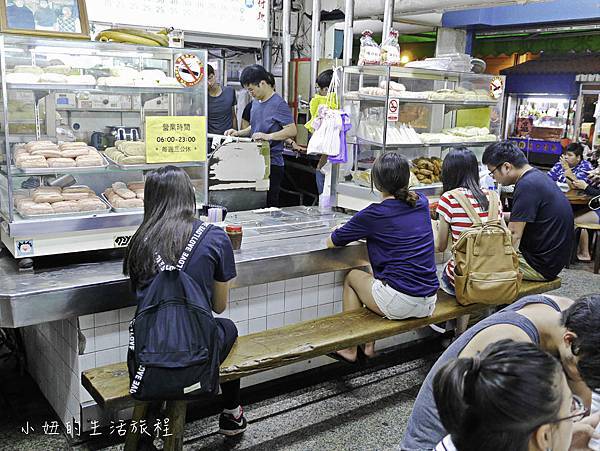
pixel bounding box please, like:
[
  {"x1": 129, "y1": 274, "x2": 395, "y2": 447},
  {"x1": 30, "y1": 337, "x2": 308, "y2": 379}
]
[
  {"x1": 310, "y1": 0, "x2": 321, "y2": 98},
  {"x1": 343, "y1": 0, "x2": 354, "y2": 66},
  {"x1": 282, "y1": 0, "x2": 291, "y2": 103},
  {"x1": 435, "y1": 27, "x2": 467, "y2": 56},
  {"x1": 382, "y1": 0, "x2": 395, "y2": 40},
  {"x1": 262, "y1": 40, "x2": 272, "y2": 71}
]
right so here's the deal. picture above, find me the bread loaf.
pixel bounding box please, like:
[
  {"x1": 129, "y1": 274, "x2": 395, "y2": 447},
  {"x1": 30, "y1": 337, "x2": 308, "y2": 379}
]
[
  {"x1": 62, "y1": 191, "x2": 92, "y2": 201},
  {"x1": 34, "y1": 186, "x2": 62, "y2": 194},
  {"x1": 32, "y1": 192, "x2": 63, "y2": 203},
  {"x1": 77, "y1": 197, "x2": 107, "y2": 212},
  {"x1": 127, "y1": 181, "x2": 145, "y2": 191},
  {"x1": 114, "y1": 197, "x2": 144, "y2": 208},
  {"x1": 59, "y1": 142, "x2": 88, "y2": 149},
  {"x1": 115, "y1": 140, "x2": 145, "y2": 157},
  {"x1": 51, "y1": 201, "x2": 79, "y2": 213},
  {"x1": 61, "y1": 148, "x2": 89, "y2": 158},
  {"x1": 75, "y1": 154, "x2": 103, "y2": 167},
  {"x1": 47, "y1": 157, "x2": 76, "y2": 168},
  {"x1": 17, "y1": 155, "x2": 49, "y2": 168},
  {"x1": 20, "y1": 202, "x2": 54, "y2": 215},
  {"x1": 31, "y1": 149, "x2": 62, "y2": 158},
  {"x1": 120, "y1": 155, "x2": 145, "y2": 164}
]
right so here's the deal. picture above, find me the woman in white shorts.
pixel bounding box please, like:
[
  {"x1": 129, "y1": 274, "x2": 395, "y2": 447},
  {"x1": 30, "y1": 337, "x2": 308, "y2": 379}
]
[{"x1": 327, "y1": 152, "x2": 439, "y2": 363}]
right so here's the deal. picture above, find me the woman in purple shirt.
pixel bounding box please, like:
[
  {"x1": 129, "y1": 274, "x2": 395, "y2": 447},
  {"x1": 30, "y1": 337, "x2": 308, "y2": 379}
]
[{"x1": 326, "y1": 152, "x2": 439, "y2": 363}]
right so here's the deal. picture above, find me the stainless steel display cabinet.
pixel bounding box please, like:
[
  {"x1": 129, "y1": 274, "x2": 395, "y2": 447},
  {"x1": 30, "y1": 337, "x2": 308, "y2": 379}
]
[
  {"x1": 0, "y1": 34, "x2": 209, "y2": 261},
  {"x1": 334, "y1": 65, "x2": 506, "y2": 211}
]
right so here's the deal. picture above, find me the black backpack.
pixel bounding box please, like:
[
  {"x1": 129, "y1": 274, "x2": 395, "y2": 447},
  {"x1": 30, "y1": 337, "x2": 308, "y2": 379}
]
[{"x1": 127, "y1": 223, "x2": 221, "y2": 400}]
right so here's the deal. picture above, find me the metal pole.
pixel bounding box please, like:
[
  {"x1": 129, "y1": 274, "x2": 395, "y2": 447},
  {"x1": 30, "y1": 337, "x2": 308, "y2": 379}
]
[
  {"x1": 382, "y1": 0, "x2": 395, "y2": 40},
  {"x1": 310, "y1": 0, "x2": 321, "y2": 98},
  {"x1": 282, "y1": 0, "x2": 291, "y2": 103},
  {"x1": 262, "y1": 40, "x2": 272, "y2": 72},
  {"x1": 343, "y1": 0, "x2": 354, "y2": 66}
]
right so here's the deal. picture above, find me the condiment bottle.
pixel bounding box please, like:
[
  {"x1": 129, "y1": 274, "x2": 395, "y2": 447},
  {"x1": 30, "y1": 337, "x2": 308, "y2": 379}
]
[{"x1": 225, "y1": 224, "x2": 243, "y2": 251}]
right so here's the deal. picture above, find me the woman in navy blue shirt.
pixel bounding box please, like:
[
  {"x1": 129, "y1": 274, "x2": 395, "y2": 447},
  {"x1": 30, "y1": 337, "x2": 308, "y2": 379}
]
[
  {"x1": 225, "y1": 64, "x2": 297, "y2": 207},
  {"x1": 327, "y1": 152, "x2": 439, "y2": 363}
]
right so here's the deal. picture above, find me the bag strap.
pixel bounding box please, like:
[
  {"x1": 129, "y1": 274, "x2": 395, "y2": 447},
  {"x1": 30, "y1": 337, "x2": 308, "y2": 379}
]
[
  {"x1": 486, "y1": 190, "x2": 501, "y2": 224},
  {"x1": 449, "y1": 189, "x2": 482, "y2": 227},
  {"x1": 155, "y1": 222, "x2": 211, "y2": 273}
]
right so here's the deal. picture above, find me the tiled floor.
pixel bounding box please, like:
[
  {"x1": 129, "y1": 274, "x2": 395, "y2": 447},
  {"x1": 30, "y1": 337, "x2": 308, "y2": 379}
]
[{"x1": 0, "y1": 264, "x2": 598, "y2": 451}]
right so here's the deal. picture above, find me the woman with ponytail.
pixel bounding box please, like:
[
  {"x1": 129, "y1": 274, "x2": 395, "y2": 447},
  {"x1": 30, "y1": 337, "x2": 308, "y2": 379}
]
[
  {"x1": 326, "y1": 152, "x2": 438, "y2": 363},
  {"x1": 433, "y1": 340, "x2": 583, "y2": 451}
]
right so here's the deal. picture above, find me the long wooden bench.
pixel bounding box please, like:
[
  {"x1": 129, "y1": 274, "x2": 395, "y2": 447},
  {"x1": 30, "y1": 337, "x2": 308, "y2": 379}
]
[
  {"x1": 81, "y1": 279, "x2": 561, "y2": 450},
  {"x1": 82, "y1": 278, "x2": 560, "y2": 413}
]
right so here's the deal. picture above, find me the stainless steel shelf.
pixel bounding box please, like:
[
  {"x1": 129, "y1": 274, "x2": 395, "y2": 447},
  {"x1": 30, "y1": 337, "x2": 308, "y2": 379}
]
[
  {"x1": 353, "y1": 136, "x2": 498, "y2": 148},
  {"x1": 344, "y1": 92, "x2": 498, "y2": 108},
  {"x1": 6, "y1": 82, "x2": 188, "y2": 95}
]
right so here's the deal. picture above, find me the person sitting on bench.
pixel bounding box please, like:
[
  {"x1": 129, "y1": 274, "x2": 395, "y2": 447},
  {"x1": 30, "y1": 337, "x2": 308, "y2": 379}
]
[
  {"x1": 326, "y1": 152, "x2": 439, "y2": 363},
  {"x1": 402, "y1": 294, "x2": 600, "y2": 451},
  {"x1": 433, "y1": 339, "x2": 599, "y2": 451},
  {"x1": 124, "y1": 166, "x2": 247, "y2": 437}
]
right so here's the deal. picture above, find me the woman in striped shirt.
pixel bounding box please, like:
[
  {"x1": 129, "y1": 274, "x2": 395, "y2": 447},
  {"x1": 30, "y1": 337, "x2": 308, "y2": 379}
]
[{"x1": 435, "y1": 147, "x2": 503, "y2": 296}]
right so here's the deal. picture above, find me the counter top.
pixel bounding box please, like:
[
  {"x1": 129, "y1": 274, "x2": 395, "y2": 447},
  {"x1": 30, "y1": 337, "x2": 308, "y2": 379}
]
[{"x1": 0, "y1": 207, "x2": 368, "y2": 328}]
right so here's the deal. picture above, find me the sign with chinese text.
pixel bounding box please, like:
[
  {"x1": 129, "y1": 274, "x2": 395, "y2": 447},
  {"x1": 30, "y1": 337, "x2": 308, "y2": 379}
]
[{"x1": 145, "y1": 116, "x2": 206, "y2": 164}]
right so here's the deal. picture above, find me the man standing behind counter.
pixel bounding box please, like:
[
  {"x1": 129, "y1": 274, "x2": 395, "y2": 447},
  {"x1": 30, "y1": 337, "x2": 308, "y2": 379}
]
[
  {"x1": 207, "y1": 64, "x2": 238, "y2": 135},
  {"x1": 225, "y1": 64, "x2": 297, "y2": 207},
  {"x1": 483, "y1": 141, "x2": 573, "y2": 281}
]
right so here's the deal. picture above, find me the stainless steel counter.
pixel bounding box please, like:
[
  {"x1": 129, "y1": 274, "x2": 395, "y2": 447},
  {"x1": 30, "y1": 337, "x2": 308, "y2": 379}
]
[{"x1": 0, "y1": 207, "x2": 368, "y2": 328}]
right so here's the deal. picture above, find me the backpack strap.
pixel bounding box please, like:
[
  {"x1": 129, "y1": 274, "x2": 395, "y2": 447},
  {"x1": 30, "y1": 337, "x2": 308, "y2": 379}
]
[
  {"x1": 449, "y1": 189, "x2": 483, "y2": 227},
  {"x1": 176, "y1": 222, "x2": 211, "y2": 271},
  {"x1": 154, "y1": 222, "x2": 211, "y2": 272},
  {"x1": 486, "y1": 190, "x2": 501, "y2": 224}
]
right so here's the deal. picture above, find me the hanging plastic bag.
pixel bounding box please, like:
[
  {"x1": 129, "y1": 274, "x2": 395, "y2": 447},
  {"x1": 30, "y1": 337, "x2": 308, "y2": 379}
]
[
  {"x1": 381, "y1": 29, "x2": 401, "y2": 66},
  {"x1": 328, "y1": 112, "x2": 352, "y2": 163},
  {"x1": 307, "y1": 67, "x2": 343, "y2": 156},
  {"x1": 358, "y1": 30, "x2": 381, "y2": 66}
]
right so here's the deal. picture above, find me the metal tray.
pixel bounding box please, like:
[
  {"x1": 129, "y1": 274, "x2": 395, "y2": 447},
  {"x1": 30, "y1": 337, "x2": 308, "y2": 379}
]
[
  {"x1": 15, "y1": 196, "x2": 111, "y2": 219},
  {"x1": 12, "y1": 152, "x2": 109, "y2": 175},
  {"x1": 101, "y1": 192, "x2": 144, "y2": 213},
  {"x1": 103, "y1": 153, "x2": 203, "y2": 170}
]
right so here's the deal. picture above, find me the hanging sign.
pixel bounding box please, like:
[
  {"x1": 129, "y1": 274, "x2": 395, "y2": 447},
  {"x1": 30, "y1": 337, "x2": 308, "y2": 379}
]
[
  {"x1": 489, "y1": 77, "x2": 505, "y2": 100},
  {"x1": 175, "y1": 54, "x2": 204, "y2": 87},
  {"x1": 145, "y1": 116, "x2": 206, "y2": 163}
]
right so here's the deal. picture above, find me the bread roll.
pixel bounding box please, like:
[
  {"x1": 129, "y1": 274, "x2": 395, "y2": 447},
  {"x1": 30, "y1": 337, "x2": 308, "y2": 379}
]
[
  {"x1": 16, "y1": 199, "x2": 37, "y2": 210},
  {"x1": 114, "y1": 197, "x2": 144, "y2": 208},
  {"x1": 112, "y1": 182, "x2": 127, "y2": 190},
  {"x1": 34, "y1": 186, "x2": 62, "y2": 194},
  {"x1": 59, "y1": 142, "x2": 88, "y2": 149},
  {"x1": 61, "y1": 148, "x2": 89, "y2": 158},
  {"x1": 62, "y1": 191, "x2": 92, "y2": 201},
  {"x1": 75, "y1": 155, "x2": 103, "y2": 167},
  {"x1": 77, "y1": 197, "x2": 107, "y2": 212},
  {"x1": 33, "y1": 192, "x2": 63, "y2": 203},
  {"x1": 120, "y1": 155, "x2": 145, "y2": 164},
  {"x1": 17, "y1": 155, "x2": 49, "y2": 168},
  {"x1": 20, "y1": 202, "x2": 54, "y2": 215},
  {"x1": 51, "y1": 201, "x2": 79, "y2": 213},
  {"x1": 47, "y1": 158, "x2": 76, "y2": 168},
  {"x1": 116, "y1": 141, "x2": 145, "y2": 157},
  {"x1": 31, "y1": 149, "x2": 62, "y2": 158},
  {"x1": 134, "y1": 190, "x2": 144, "y2": 200}
]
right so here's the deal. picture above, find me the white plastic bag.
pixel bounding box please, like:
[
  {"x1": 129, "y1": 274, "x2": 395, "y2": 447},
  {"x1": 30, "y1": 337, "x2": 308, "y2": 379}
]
[{"x1": 307, "y1": 105, "x2": 342, "y2": 156}]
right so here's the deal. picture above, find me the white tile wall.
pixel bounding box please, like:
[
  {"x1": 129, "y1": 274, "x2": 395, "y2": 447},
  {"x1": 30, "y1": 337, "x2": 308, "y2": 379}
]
[
  {"x1": 230, "y1": 286, "x2": 249, "y2": 301},
  {"x1": 267, "y1": 313, "x2": 284, "y2": 329},
  {"x1": 119, "y1": 306, "x2": 136, "y2": 323},
  {"x1": 229, "y1": 299, "x2": 249, "y2": 323},
  {"x1": 318, "y1": 272, "x2": 335, "y2": 285},
  {"x1": 248, "y1": 296, "x2": 267, "y2": 319},
  {"x1": 301, "y1": 286, "x2": 318, "y2": 308},
  {"x1": 334, "y1": 285, "x2": 344, "y2": 302},
  {"x1": 318, "y1": 303, "x2": 334, "y2": 317},
  {"x1": 318, "y1": 284, "x2": 333, "y2": 304},
  {"x1": 80, "y1": 328, "x2": 95, "y2": 354},
  {"x1": 94, "y1": 310, "x2": 119, "y2": 327},
  {"x1": 301, "y1": 306, "x2": 319, "y2": 321},
  {"x1": 235, "y1": 320, "x2": 249, "y2": 336},
  {"x1": 94, "y1": 324, "x2": 120, "y2": 352},
  {"x1": 267, "y1": 293, "x2": 285, "y2": 315},
  {"x1": 284, "y1": 309, "x2": 302, "y2": 325},
  {"x1": 267, "y1": 281, "x2": 285, "y2": 294},
  {"x1": 119, "y1": 323, "x2": 129, "y2": 347},
  {"x1": 95, "y1": 348, "x2": 121, "y2": 367},
  {"x1": 285, "y1": 290, "x2": 302, "y2": 311},
  {"x1": 248, "y1": 317, "x2": 267, "y2": 334},
  {"x1": 249, "y1": 283, "x2": 267, "y2": 298},
  {"x1": 302, "y1": 275, "x2": 319, "y2": 288},
  {"x1": 285, "y1": 277, "x2": 302, "y2": 292}
]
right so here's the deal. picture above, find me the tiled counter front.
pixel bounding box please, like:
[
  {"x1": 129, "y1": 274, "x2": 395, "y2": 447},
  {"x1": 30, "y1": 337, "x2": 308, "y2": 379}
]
[{"x1": 21, "y1": 270, "x2": 350, "y2": 432}]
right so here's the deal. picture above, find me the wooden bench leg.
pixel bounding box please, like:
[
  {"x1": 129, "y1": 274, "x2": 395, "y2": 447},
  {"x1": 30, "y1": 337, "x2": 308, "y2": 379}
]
[
  {"x1": 124, "y1": 401, "x2": 150, "y2": 451},
  {"x1": 163, "y1": 401, "x2": 187, "y2": 451}
]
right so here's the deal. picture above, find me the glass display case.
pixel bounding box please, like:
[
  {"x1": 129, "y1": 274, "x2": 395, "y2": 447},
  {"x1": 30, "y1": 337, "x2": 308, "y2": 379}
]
[
  {"x1": 504, "y1": 94, "x2": 576, "y2": 166},
  {"x1": 334, "y1": 66, "x2": 505, "y2": 211},
  {"x1": 0, "y1": 34, "x2": 208, "y2": 260}
]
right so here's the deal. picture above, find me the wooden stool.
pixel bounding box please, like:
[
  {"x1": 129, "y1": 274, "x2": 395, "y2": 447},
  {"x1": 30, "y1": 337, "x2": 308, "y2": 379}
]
[
  {"x1": 574, "y1": 223, "x2": 600, "y2": 274},
  {"x1": 124, "y1": 400, "x2": 187, "y2": 451}
]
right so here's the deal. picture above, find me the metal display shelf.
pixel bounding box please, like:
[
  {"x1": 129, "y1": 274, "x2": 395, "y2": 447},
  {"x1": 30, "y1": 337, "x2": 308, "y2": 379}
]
[
  {"x1": 353, "y1": 136, "x2": 498, "y2": 148},
  {"x1": 344, "y1": 92, "x2": 498, "y2": 108},
  {"x1": 6, "y1": 82, "x2": 187, "y2": 95}
]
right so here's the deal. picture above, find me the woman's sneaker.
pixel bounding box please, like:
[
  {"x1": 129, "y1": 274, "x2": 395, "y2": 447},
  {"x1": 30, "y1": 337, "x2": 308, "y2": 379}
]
[{"x1": 218, "y1": 409, "x2": 247, "y2": 436}]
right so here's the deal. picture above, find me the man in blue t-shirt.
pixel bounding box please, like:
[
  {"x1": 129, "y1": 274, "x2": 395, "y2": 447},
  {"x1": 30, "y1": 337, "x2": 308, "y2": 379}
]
[
  {"x1": 483, "y1": 141, "x2": 574, "y2": 281},
  {"x1": 224, "y1": 65, "x2": 297, "y2": 207},
  {"x1": 207, "y1": 64, "x2": 237, "y2": 135}
]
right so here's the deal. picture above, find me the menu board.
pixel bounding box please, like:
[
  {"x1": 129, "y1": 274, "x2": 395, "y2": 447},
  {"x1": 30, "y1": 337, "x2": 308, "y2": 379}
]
[{"x1": 86, "y1": 0, "x2": 269, "y2": 40}]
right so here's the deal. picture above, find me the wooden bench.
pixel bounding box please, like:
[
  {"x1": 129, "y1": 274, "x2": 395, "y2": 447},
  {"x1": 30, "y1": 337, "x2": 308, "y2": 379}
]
[{"x1": 82, "y1": 278, "x2": 560, "y2": 449}]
